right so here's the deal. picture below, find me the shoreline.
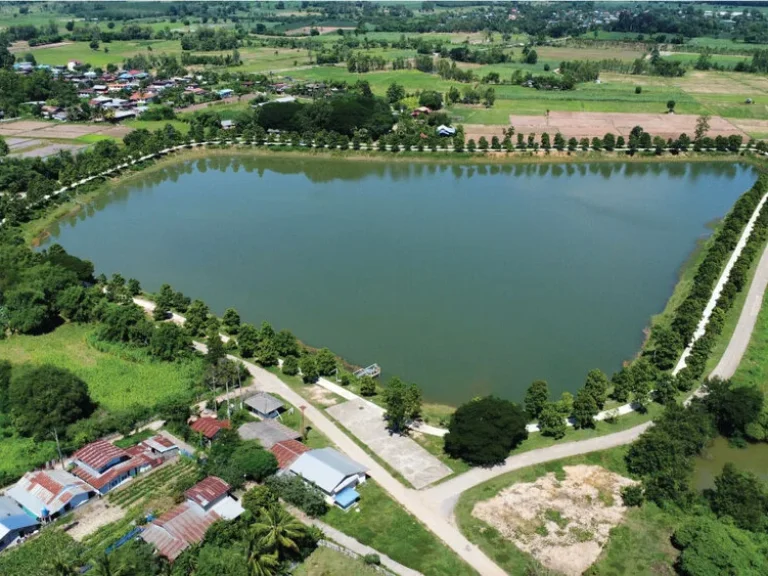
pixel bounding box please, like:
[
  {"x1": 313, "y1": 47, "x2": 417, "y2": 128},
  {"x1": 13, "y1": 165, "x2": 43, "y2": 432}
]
[{"x1": 22, "y1": 145, "x2": 767, "y2": 413}]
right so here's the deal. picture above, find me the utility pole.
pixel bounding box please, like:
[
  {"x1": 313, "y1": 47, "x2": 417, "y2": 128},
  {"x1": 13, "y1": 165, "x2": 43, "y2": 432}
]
[
  {"x1": 52, "y1": 428, "x2": 64, "y2": 468},
  {"x1": 300, "y1": 405, "x2": 307, "y2": 440}
]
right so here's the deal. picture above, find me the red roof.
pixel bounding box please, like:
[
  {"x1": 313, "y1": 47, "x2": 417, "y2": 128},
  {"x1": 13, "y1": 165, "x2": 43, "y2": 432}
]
[
  {"x1": 73, "y1": 440, "x2": 128, "y2": 471},
  {"x1": 72, "y1": 454, "x2": 150, "y2": 490},
  {"x1": 270, "y1": 439, "x2": 311, "y2": 470},
  {"x1": 30, "y1": 472, "x2": 63, "y2": 502},
  {"x1": 185, "y1": 476, "x2": 230, "y2": 508},
  {"x1": 146, "y1": 435, "x2": 175, "y2": 449},
  {"x1": 141, "y1": 502, "x2": 219, "y2": 560},
  {"x1": 190, "y1": 417, "x2": 230, "y2": 439}
]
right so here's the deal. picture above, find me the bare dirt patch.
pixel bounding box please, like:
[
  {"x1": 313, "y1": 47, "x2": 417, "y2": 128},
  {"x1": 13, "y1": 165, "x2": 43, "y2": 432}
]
[
  {"x1": 9, "y1": 41, "x2": 72, "y2": 53},
  {"x1": 286, "y1": 25, "x2": 354, "y2": 36},
  {"x1": 472, "y1": 465, "x2": 636, "y2": 576},
  {"x1": 503, "y1": 111, "x2": 745, "y2": 140},
  {"x1": 307, "y1": 384, "x2": 339, "y2": 407}
]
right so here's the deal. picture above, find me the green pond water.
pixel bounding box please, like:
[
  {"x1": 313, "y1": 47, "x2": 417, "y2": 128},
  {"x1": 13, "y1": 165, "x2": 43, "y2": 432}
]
[
  {"x1": 692, "y1": 437, "x2": 768, "y2": 491},
  {"x1": 40, "y1": 156, "x2": 757, "y2": 405}
]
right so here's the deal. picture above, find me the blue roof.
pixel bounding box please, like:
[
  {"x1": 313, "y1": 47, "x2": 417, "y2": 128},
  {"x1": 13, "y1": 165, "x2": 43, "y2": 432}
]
[
  {"x1": 0, "y1": 496, "x2": 38, "y2": 535},
  {"x1": 334, "y1": 487, "x2": 360, "y2": 508}
]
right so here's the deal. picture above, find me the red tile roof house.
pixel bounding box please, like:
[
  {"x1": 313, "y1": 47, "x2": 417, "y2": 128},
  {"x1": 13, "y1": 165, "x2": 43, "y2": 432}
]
[
  {"x1": 140, "y1": 477, "x2": 244, "y2": 561},
  {"x1": 270, "y1": 439, "x2": 311, "y2": 471},
  {"x1": 190, "y1": 417, "x2": 231, "y2": 445},
  {"x1": 71, "y1": 440, "x2": 156, "y2": 495}
]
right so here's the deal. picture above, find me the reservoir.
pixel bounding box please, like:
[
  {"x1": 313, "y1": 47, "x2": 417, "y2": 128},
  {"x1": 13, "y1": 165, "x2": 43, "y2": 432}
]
[{"x1": 40, "y1": 156, "x2": 757, "y2": 405}]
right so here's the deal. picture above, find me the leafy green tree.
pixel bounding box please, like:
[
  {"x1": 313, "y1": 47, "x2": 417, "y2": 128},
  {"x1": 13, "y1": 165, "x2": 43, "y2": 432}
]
[
  {"x1": 153, "y1": 283, "x2": 175, "y2": 321},
  {"x1": 149, "y1": 322, "x2": 191, "y2": 361},
  {"x1": 703, "y1": 378, "x2": 764, "y2": 437},
  {"x1": 418, "y1": 90, "x2": 443, "y2": 110},
  {"x1": 603, "y1": 133, "x2": 616, "y2": 151},
  {"x1": 707, "y1": 463, "x2": 768, "y2": 532},
  {"x1": 540, "y1": 132, "x2": 550, "y2": 150},
  {"x1": 524, "y1": 380, "x2": 549, "y2": 419},
  {"x1": 467, "y1": 138, "x2": 476, "y2": 152},
  {"x1": 538, "y1": 402, "x2": 567, "y2": 439},
  {"x1": 274, "y1": 329, "x2": 299, "y2": 357},
  {"x1": 0, "y1": 360, "x2": 11, "y2": 413},
  {"x1": 386, "y1": 82, "x2": 405, "y2": 104},
  {"x1": 126, "y1": 278, "x2": 141, "y2": 297},
  {"x1": 651, "y1": 325, "x2": 683, "y2": 370},
  {"x1": 222, "y1": 308, "x2": 241, "y2": 334},
  {"x1": 666, "y1": 100, "x2": 676, "y2": 113},
  {"x1": 299, "y1": 355, "x2": 319, "y2": 383},
  {"x1": 282, "y1": 355, "x2": 299, "y2": 376},
  {"x1": 251, "y1": 505, "x2": 307, "y2": 560},
  {"x1": 478, "y1": 136, "x2": 489, "y2": 150},
  {"x1": 238, "y1": 323, "x2": 260, "y2": 358},
  {"x1": 611, "y1": 366, "x2": 634, "y2": 402},
  {"x1": 265, "y1": 475, "x2": 327, "y2": 517},
  {"x1": 584, "y1": 368, "x2": 609, "y2": 409},
  {"x1": 314, "y1": 348, "x2": 336, "y2": 376},
  {"x1": 571, "y1": 388, "x2": 598, "y2": 429},
  {"x1": 56, "y1": 285, "x2": 99, "y2": 323},
  {"x1": 554, "y1": 132, "x2": 565, "y2": 151},
  {"x1": 206, "y1": 332, "x2": 226, "y2": 365},
  {"x1": 383, "y1": 377, "x2": 422, "y2": 433},
  {"x1": 242, "y1": 485, "x2": 279, "y2": 517},
  {"x1": 360, "y1": 375, "x2": 376, "y2": 396},
  {"x1": 673, "y1": 516, "x2": 768, "y2": 576},
  {"x1": 9, "y1": 365, "x2": 95, "y2": 439},
  {"x1": 185, "y1": 299, "x2": 210, "y2": 336},
  {"x1": 229, "y1": 443, "x2": 278, "y2": 485},
  {"x1": 5, "y1": 288, "x2": 53, "y2": 334},
  {"x1": 444, "y1": 396, "x2": 528, "y2": 465},
  {"x1": 257, "y1": 339, "x2": 279, "y2": 367},
  {"x1": 654, "y1": 373, "x2": 678, "y2": 405}
]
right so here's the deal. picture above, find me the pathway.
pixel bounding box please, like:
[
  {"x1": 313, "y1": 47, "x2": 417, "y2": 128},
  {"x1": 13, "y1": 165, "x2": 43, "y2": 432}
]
[{"x1": 289, "y1": 507, "x2": 424, "y2": 576}]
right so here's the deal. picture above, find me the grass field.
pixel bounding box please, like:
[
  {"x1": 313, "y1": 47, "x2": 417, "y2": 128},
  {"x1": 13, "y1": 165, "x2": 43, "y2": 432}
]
[
  {"x1": 454, "y1": 446, "x2": 680, "y2": 576},
  {"x1": 293, "y1": 546, "x2": 381, "y2": 576},
  {"x1": 0, "y1": 323, "x2": 204, "y2": 412},
  {"x1": 322, "y1": 480, "x2": 477, "y2": 576}
]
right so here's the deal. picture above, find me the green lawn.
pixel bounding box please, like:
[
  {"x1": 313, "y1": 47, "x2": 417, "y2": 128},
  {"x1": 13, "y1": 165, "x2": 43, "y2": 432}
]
[
  {"x1": 0, "y1": 323, "x2": 203, "y2": 412},
  {"x1": 454, "y1": 446, "x2": 679, "y2": 576},
  {"x1": 0, "y1": 530, "x2": 84, "y2": 576},
  {"x1": 294, "y1": 546, "x2": 381, "y2": 576},
  {"x1": 322, "y1": 480, "x2": 477, "y2": 576}
]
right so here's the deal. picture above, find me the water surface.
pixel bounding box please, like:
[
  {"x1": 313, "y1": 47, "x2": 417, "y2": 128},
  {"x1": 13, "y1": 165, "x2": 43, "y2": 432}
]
[
  {"x1": 41, "y1": 157, "x2": 756, "y2": 404},
  {"x1": 692, "y1": 437, "x2": 768, "y2": 491}
]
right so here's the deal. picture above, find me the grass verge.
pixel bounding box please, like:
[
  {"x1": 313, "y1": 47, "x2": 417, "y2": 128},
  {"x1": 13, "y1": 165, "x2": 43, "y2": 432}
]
[{"x1": 322, "y1": 480, "x2": 477, "y2": 576}]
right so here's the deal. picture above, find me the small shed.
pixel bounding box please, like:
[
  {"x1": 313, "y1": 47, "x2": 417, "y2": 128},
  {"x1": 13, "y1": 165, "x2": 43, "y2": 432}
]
[{"x1": 244, "y1": 392, "x2": 284, "y2": 419}]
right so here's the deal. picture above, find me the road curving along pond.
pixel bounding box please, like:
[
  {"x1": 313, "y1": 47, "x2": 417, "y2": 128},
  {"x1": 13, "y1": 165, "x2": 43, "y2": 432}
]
[{"x1": 39, "y1": 155, "x2": 758, "y2": 405}]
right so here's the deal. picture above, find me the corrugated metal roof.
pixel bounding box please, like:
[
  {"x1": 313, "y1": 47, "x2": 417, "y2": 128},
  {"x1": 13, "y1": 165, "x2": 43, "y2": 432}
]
[
  {"x1": 190, "y1": 417, "x2": 230, "y2": 439},
  {"x1": 185, "y1": 477, "x2": 230, "y2": 509},
  {"x1": 289, "y1": 448, "x2": 367, "y2": 494},
  {"x1": 140, "y1": 501, "x2": 219, "y2": 560},
  {"x1": 270, "y1": 439, "x2": 311, "y2": 470},
  {"x1": 6, "y1": 470, "x2": 92, "y2": 518},
  {"x1": 244, "y1": 391, "x2": 284, "y2": 415},
  {"x1": 0, "y1": 496, "x2": 38, "y2": 538},
  {"x1": 73, "y1": 440, "x2": 128, "y2": 471}
]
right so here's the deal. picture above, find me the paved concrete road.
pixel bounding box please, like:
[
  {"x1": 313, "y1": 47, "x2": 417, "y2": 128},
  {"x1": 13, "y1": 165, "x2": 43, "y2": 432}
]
[
  {"x1": 327, "y1": 400, "x2": 452, "y2": 489},
  {"x1": 710, "y1": 238, "x2": 768, "y2": 379}
]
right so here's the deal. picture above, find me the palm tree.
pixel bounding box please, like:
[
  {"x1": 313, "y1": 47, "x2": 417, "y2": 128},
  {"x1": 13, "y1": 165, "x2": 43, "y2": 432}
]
[
  {"x1": 45, "y1": 557, "x2": 79, "y2": 576},
  {"x1": 250, "y1": 505, "x2": 307, "y2": 559},
  {"x1": 92, "y1": 553, "x2": 121, "y2": 576},
  {"x1": 246, "y1": 545, "x2": 279, "y2": 576}
]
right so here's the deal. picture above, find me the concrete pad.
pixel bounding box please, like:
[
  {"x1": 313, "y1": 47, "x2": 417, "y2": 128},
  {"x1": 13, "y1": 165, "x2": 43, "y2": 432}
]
[{"x1": 327, "y1": 399, "x2": 452, "y2": 489}]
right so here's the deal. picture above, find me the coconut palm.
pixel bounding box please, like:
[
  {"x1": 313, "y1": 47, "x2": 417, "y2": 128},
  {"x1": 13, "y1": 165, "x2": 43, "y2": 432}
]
[
  {"x1": 250, "y1": 505, "x2": 307, "y2": 559},
  {"x1": 246, "y1": 545, "x2": 280, "y2": 576},
  {"x1": 45, "y1": 557, "x2": 79, "y2": 576}
]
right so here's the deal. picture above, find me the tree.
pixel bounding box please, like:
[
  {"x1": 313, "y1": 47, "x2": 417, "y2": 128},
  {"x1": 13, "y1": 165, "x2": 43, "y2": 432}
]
[
  {"x1": 5, "y1": 288, "x2": 54, "y2": 334},
  {"x1": 282, "y1": 355, "x2": 299, "y2": 376},
  {"x1": 695, "y1": 114, "x2": 711, "y2": 142},
  {"x1": 611, "y1": 366, "x2": 633, "y2": 402},
  {"x1": 251, "y1": 505, "x2": 307, "y2": 560},
  {"x1": 707, "y1": 463, "x2": 768, "y2": 532},
  {"x1": 540, "y1": 132, "x2": 551, "y2": 151},
  {"x1": 386, "y1": 82, "x2": 405, "y2": 104},
  {"x1": 603, "y1": 133, "x2": 616, "y2": 151},
  {"x1": 89, "y1": 38, "x2": 100, "y2": 51},
  {"x1": 478, "y1": 136, "x2": 489, "y2": 150},
  {"x1": 583, "y1": 368, "x2": 609, "y2": 409},
  {"x1": 571, "y1": 388, "x2": 598, "y2": 429},
  {"x1": 274, "y1": 329, "x2": 299, "y2": 357},
  {"x1": 524, "y1": 380, "x2": 549, "y2": 419},
  {"x1": 554, "y1": 132, "x2": 566, "y2": 151},
  {"x1": 257, "y1": 339, "x2": 279, "y2": 367},
  {"x1": 314, "y1": 348, "x2": 336, "y2": 376},
  {"x1": 383, "y1": 377, "x2": 422, "y2": 433},
  {"x1": 0, "y1": 360, "x2": 11, "y2": 413},
  {"x1": 126, "y1": 278, "x2": 141, "y2": 297},
  {"x1": 418, "y1": 90, "x2": 443, "y2": 110},
  {"x1": 149, "y1": 322, "x2": 191, "y2": 361},
  {"x1": 229, "y1": 443, "x2": 278, "y2": 485},
  {"x1": 9, "y1": 365, "x2": 95, "y2": 439},
  {"x1": 666, "y1": 99, "x2": 676, "y2": 113},
  {"x1": 153, "y1": 283, "x2": 174, "y2": 321},
  {"x1": 524, "y1": 49, "x2": 538, "y2": 64},
  {"x1": 185, "y1": 299, "x2": 210, "y2": 336},
  {"x1": 444, "y1": 396, "x2": 528, "y2": 465},
  {"x1": 654, "y1": 373, "x2": 678, "y2": 405},
  {"x1": 238, "y1": 324, "x2": 260, "y2": 358},
  {"x1": 206, "y1": 332, "x2": 226, "y2": 365},
  {"x1": 360, "y1": 375, "x2": 376, "y2": 396},
  {"x1": 538, "y1": 402, "x2": 567, "y2": 439},
  {"x1": 703, "y1": 378, "x2": 764, "y2": 437},
  {"x1": 0, "y1": 135, "x2": 8, "y2": 157},
  {"x1": 222, "y1": 308, "x2": 241, "y2": 334},
  {"x1": 467, "y1": 138, "x2": 476, "y2": 152},
  {"x1": 243, "y1": 485, "x2": 279, "y2": 517},
  {"x1": 266, "y1": 475, "x2": 327, "y2": 517},
  {"x1": 299, "y1": 355, "x2": 319, "y2": 383}
]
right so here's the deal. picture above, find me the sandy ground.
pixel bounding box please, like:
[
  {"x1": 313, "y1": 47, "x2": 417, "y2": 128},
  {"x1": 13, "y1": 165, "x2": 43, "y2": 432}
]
[
  {"x1": 472, "y1": 465, "x2": 636, "y2": 576},
  {"x1": 9, "y1": 41, "x2": 72, "y2": 53},
  {"x1": 286, "y1": 25, "x2": 355, "y2": 36},
  {"x1": 67, "y1": 497, "x2": 127, "y2": 542},
  {"x1": 307, "y1": 384, "x2": 340, "y2": 407},
  {"x1": 11, "y1": 142, "x2": 86, "y2": 158}
]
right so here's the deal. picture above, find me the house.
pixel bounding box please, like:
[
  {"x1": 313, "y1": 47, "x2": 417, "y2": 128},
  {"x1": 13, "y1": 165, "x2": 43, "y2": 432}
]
[
  {"x1": 71, "y1": 440, "x2": 154, "y2": 495},
  {"x1": 238, "y1": 420, "x2": 301, "y2": 448},
  {"x1": 139, "y1": 435, "x2": 179, "y2": 458},
  {"x1": 6, "y1": 470, "x2": 95, "y2": 521},
  {"x1": 0, "y1": 496, "x2": 39, "y2": 552},
  {"x1": 411, "y1": 106, "x2": 431, "y2": 117},
  {"x1": 217, "y1": 88, "x2": 234, "y2": 98},
  {"x1": 436, "y1": 124, "x2": 456, "y2": 137},
  {"x1": 288, "y1": 448, "x2": 367, "y2": 510},
  {"x1": 67, "y1": 60, "x2": 82, "y2": 71},
  {"x1": 41, "y1": 105, "x2": 62, "y2": 119},
  {"x1": 244, "y1": 391, "x2": 284, "y2": 419},
  {"x1": 190, "y1": 417, "x2": 231, "y2": 443},
  {"x1": 220, "y1": 119, "x2": 235, "y2": 130},
  {"x1": 270, "y1": 439, "x2": 311, "y2": 471},
  {"x1": 140, "y1": 477, "x2": 243, "y2": 561}
]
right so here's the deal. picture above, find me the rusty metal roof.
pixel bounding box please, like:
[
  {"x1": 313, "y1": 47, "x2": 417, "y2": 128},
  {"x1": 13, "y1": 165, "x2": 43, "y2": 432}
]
[
  {"x1": 270, "y1": 439, "x2": 311, "y2": 470},
  {"x1": 140, "y1": 501, "x2": 220, "y2": 560},
  {"x1": 190, "y1": 417, "x2": 231, "y2": 439},
  {"x1": 73, "y1": 440, "x2": 128, "y2": 471},
  {"x1": 185, "y1": 477, "x2": 230, "y2": 509}
]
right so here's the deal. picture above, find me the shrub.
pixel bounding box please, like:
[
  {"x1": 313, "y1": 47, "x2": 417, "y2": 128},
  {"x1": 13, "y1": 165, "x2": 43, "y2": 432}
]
[
  {"x1": 363, "y1": 554, "x2": 381, "y2": 565},
  {"x1": 621, "y1": 484, "x2": 644, "y2": 507},
  {"x1": 635, "y1": 86, "x2": 642, "y2": 94},
  {"x1": 266, "y1": 475, "x2": 328, "y2": 517},
  {"x1": 282, "y1": 355, "x2": 299, "y2": 376}
]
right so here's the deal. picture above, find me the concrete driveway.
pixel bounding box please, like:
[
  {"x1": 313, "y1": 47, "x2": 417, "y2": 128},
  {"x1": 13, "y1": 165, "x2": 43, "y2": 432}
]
[{"x1": 326, "y1": 400, "x2": 452, "y2": 490}]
